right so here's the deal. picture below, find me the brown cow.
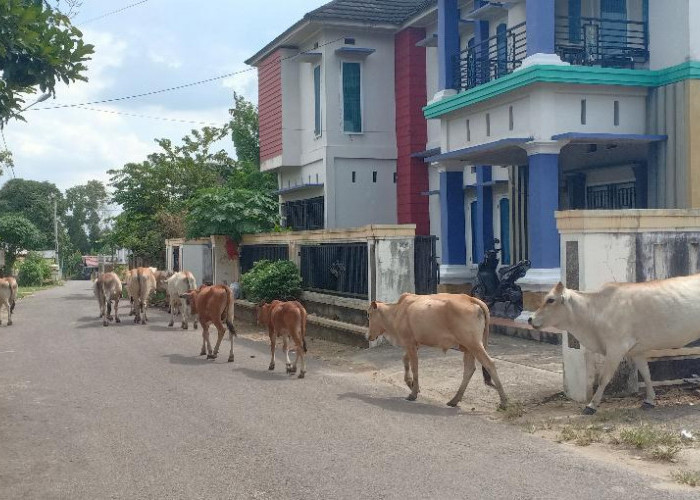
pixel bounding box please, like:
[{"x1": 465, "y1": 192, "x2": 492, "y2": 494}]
[
  {"x1": 127, "y1": 267, "x2": 157, "y2": 324},
  {"x1": 0, "y1": 278, "x2": 14, "y2": 326},
  {"x1": 93, "y1": 272, "x2": 123, "y2": 327},
  {"x1": 367, "y1": 293, "x2": 507, "y2": 408},
  {"x1": 5, "y1": 276, "x2": 17, "y2": 314},
  {"x1": 182, "y1": 285, "x2": 236, "y2": 362},
  {"x1": 258, "y1": 300, "x2": 308, "y2": 378}
]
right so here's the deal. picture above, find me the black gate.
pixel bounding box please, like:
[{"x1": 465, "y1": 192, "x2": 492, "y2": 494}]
[
  {"x1": 300, "y1": 243, "x2": 368, "y2": 298},
  {"x1": 239, "y1": 244, "x2": 289, "y2": 274},
  {"x1": 414, "y1": 236, "x2": 439, "y2": 295}
]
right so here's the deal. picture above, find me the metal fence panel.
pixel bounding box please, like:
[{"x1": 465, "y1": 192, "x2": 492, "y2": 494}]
[
  {"x1": 239, "y1": 244, "x2": 289, "y2": 275},
  {"x1": 300, "y1": 243, "x2": 368, "y2": 298},
  {"x1": 414, "y1": 236, "x2": 439, "y2": 295}
]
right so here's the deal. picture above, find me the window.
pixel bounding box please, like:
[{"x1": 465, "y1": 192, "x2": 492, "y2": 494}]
[
  {"x1": 344, "y1": 38, "x2": 356, "y2": 45},
  {"x1": 486, "y1": 113, "x2": 491, "y2": 136},
  {"x1": 372, "y1": 171, "x2": 377, "y2": 183},
  {"x1": 314, "y1": 65, "x2": 321, "y2": 136},
  {"x1": 393, "y1": 172, "x2": 397, "y2": 183},
  {"x1": 342, "y1": 62, "x2": 362, "y2": 133},
  {"x1": 352, "y1": 171, "x2": 356, "y2": 183},
  {"x1": 568, "y1": 0, "x2": 582, "y2": 43},
  {"x1": 581, "y1": 99, "x2": 587, "y2": 125},
  {"x1": 508, "y1": 106, "x2": 514, "y2": 131},
  {"x1": 466, "y1": 119, "x2": 471, "y2": 141},
  {"x1": 613, "y1": 100, "x2": 620, "y2": 126}
]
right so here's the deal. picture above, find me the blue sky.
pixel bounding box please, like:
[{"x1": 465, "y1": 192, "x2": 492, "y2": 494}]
[{"x1": 1, "y1": 0, "x2": 326, "y2": 191}]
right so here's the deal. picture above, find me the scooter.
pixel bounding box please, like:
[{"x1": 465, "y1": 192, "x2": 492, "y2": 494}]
[{"x1": 470, "y1": 239, "x2": 531, "y2": 316}]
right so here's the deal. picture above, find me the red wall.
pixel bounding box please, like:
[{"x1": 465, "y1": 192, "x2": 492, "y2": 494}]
[
  {"x1": 258, "y1": 50, "x2": 283, "y2": 162},
  {"x1": 394, "y1": 28, "x2": 429, "y2": 235}
]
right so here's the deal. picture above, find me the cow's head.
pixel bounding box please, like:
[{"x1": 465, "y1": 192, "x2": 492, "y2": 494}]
[
  {"x1": 179, "y1": 289, "x2": 199, "y2": 314},
  {"x1": 366, "y1": 301, "x2": 386, "y2": 341},
  {"x1": 529, "y1": 282, "x2": 569, "y2": 330}
]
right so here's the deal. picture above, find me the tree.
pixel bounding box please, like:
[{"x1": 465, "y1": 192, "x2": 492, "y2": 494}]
[
  {"x1": 229, "y1": 92, "x2": 260, "y2": 166},
  {"x1": 0, "y1": 0, "x2": 94, "y2": 125},
  {"x1": 64, "y1": 180, "x2": 108, "y2": 254},
  {"x1": 0, "y1": 149, "x2": 14, "y2": 177},
  {"x1": 186, "y1": 188, "x2": 278, "y2": 242},
  {"x1": 0, "y1": 178, "x2": 64, "y2": 248},
  {"x1": 0, "y1": 214, "x2": 43, "y2": 274}
]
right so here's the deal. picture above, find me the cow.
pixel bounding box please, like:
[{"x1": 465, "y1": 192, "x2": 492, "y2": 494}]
[
  {"x1": 257, "y1": 300, "x2": 308, "y2": 378},
  {"x1": 0, "y1": 278, "x2": 14, "y2": 326},
  {"x1": 127, "y1": 267, "x2": 157, "y2": 325},
  {"x1": 93, "y1": 272, "x2": 123, "y2": 327},
  {"x1": 166, "y1": 271, "x2": 197, "y2": 329},
  {"x1": 5, "y1": 276, "x2": 17, "y2": 314},
  {"x1": 122, "y1": 268, "x2": 138, "y2": 316},
  {"x1": 181, "y1": 285, "x2": 236, "y2": 362},
  {"x1": 367, "y1": 293, "x2": 508, "y2": 408},
  {"x1": 529, "y1": 277, "x2": 700, "y2": 414}
]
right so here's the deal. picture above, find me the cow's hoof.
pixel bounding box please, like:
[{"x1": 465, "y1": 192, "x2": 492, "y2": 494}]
[
  {"x1": 406, "y1": 394, "x2": 417, "y2": 402},
  {"x1": 268, "y1": 364, "x2": 275, "y2": 371},
  {"x1": 228, "y1": 355, "x2": 234, "y2": 363},
  {"x1": 199, "y1": 351, "x2": 206, "y2": 356},
  {"x1": 182, "y1": 324, "x2": 188, "y2": 330},
  {"x1": 103, "y1": 322, "x2": 108, "y2": 327},
  {"x1": 582, "y1": 406, "x2": 597, "y2": 415},
  {"x1": 286, "y1": 365, "x2": 293, "y2": 373},
  {"x1": 168, "y1": 321, "x2": 174, "y2": 327},
  {"x1": 6, "y1": 321, "x2": 11, "y2": 326},
  {"x1": 298, "y1": 371, "x2": 306, "y2": 379},
  {"x1": 207, "y1": 354, "x2": 217, "y2": 360},
  {"x1": 115, "y1": 317, "x2": 121, "y2": 323},
  {"x1": 405, "y1": 380, "x2": 414, "y2": 389},
  {"x1": 641, "y1": 401, "x2": 656, "y2": 410},
  {"x1": 446, "y1": 400, "x2": 459, "y2": 408}
]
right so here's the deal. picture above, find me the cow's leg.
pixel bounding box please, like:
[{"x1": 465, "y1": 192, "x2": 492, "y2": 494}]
[
  {"x1": 141, "y1": 298, "x2": 148, "y2": 325},
  {"x1": 181, "y1": 300, "x2": 189, "y2": 330},
  {"x1": 584, "y1": 350, "x2": 627, "y2": 414},
  {"x1": 168, "y1": 300, "x2": 175, "y2": 327},
  {"x1": 106, "y1": 299, "x2": 113, "y2": 321},
  {"x1": 129, "y1": 297, "x2": 135, "y2": 316},
  {"x1": 268, "y1": 328, "x2": 276, "y2": 370},
  {"x1": 200, "y1": 326, "x2": 207, "y2": 356},
  {"x1": 209, "y1": 320, "x2": 226, "y2": 360},
  {"x1": 447, "y1": 350, "x2": 477, "y2": 407},
  {"x1": 472, "y1": 345, "x2": 508, "y2": 409},
  {"x1": 227, "y1": 327, "x2": 235, "y2": 363},
  {"x1": 202, "y1": 324, "x2": 213, "y2": 357},
  {"x1": 295, "y1": 333, "x2": 306, "y2": 379},
  {"x1": 632, "y1": 355, "x2": 656, "y2": 408},
  {"x1": 283, "y1": 335, "x2": 293, "y2": 373},
  {"x1": 406, "y1": 346, "x2": 419, "y2": 401},
  {"x1": 402, "y1": 352, "x2": 413, "y2": 389},
  {"x1": 114, "y1": 297, "x2": 121, "y2": 323},
  {"x1": 3, "y1": 300, "x2": 10, "y2": 326}
]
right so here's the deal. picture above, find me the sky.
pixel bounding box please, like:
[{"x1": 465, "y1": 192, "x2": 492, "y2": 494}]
[{"x1": 1, "y1": 0, "x2": 326, "y2": 192}]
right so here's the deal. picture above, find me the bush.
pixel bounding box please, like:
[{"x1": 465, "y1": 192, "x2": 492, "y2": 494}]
[
  {"x1": 240, "y1": 259, "x2": 302, "y2": 303},
  {"x1": 17, "y1": 252, "x2": 52, "y2": 286}
]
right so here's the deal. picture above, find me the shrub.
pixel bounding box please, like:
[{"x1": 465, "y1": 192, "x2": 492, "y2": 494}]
[
  {"x1": 17, "y1": 252, "x2": 52, "y2": 286},
  {"x1": 240, "y1": 259, "x2": 302, "y2": 303}
]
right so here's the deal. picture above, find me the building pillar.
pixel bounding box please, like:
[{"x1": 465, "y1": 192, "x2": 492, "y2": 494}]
[
  {"x1": 519, "y1": 0, "x2": 567, "y2": 69},
  {"x1": 475, "y1": 166, "x2": 494, "y2": 262},
  {"x1": 439, "y1": 164, "x2": 468, "y2": 283},
  {"x1": 435, "y1": 0, "x2": 460, "y2": 98}
]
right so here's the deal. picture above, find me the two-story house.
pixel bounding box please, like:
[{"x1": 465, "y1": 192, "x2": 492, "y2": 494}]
[{"x1": 246, "y1": 0, "x2": 435, "y2": 233}]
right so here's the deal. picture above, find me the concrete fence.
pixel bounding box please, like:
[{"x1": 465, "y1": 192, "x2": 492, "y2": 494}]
[{"x1": 557, "y1": 209, "x2": 700, "y2": 402}]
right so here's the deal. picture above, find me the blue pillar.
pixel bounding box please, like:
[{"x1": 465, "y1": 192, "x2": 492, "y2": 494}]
[
  {"x1": 438, "y1": 0, "x2": 460, "y2": 91},
  {"x1": 439, "y1": 170, "x2": 467, "y2": 265},
  {"x1": 527, "y1": 153, "x2": 560, "y2": 269},
  {"x1": 526, "y1": 0, "x2": 556, "y2": 56},
  {"x1": 475, "y1": 166, "x2": 494, "y2": 263}
]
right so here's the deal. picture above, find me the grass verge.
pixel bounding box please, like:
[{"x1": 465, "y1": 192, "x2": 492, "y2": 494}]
[
  {"x1": 16, "y1": 282, "x2": 61, "y2": 299},
  {"x1": 672, "y1": 470, "x2": 700, "y2": 487}
]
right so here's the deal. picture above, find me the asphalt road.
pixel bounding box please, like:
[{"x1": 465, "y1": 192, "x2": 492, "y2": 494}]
[{"x1": 0, "y1": 281, "x2": 696, "y2": 499}]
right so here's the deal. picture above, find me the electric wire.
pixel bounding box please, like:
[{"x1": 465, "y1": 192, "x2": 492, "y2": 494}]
[{"x1": 76, "y1": 0, "x2": 150, "y2": 25}]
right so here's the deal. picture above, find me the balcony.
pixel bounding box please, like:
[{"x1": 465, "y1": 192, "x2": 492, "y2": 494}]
[{"x1": 455, "y1": 17, "x2": 649, "y2": 92}]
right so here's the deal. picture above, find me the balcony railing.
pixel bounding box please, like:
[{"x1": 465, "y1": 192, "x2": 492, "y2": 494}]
[
  {"x1": 555, "y1": 16, "x2": 648, "y2": 69},
  {"x1": 455, "y1": 16, "x2": 649, "y2": 92},
  {"x1": 281, "y1": 196, "x2": 324, "y2": 231},
  {"x1": 456, "y1": 22, "x2": 527, "y2": 91}
]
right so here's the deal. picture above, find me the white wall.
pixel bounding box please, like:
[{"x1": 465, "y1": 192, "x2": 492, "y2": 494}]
[
  {"x1": 649, "y1": 0, "x2": 690, "y2": 70},
  {"x1": 333, "y1": 158, "x2": 397, "y2": 228}
]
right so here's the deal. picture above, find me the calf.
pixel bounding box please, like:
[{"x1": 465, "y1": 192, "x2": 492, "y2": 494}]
[
  {"x1": 0, "y1": 278, "x2": 14, "y2": 326},
  {"x1": 93, "y1": 272, "x2": 123, "y2": 327},
  {"x1": 127, "y1": 267, "x2": 156, "y2": 325},
  {"x1": 530, "y1": 277, "x2": 700, "y2": 414},
  {"x1": 258, "y1": 300, "x2": 308, "y2": 378},
  {"x1": 367, "y1": 293, "x2": 507, "y2": 407},
  {"x1": 182, "y1": 285, "x2": 236, "y2": 362},
  {"x1": 166, "y1": 271, "x2": 197, "y2": 329}
]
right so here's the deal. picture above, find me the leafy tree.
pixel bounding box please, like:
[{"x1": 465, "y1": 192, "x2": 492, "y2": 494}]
[
  {"x1": 186, "y1": 188, "x2": 278, "y2": 242},
  {"x1": 0, "y1": 149, "x2": 14, "y2": 177},
  {"x1": 17, "y1": 250, "x2": 51, "y2": 285},
  {"x1": 229, "y1": 92, "x2": 259, "y2": 166},
  {"x1": 0, "y1": 178, "x2": 64, "y2": 248},
  {"x1": 64, "y1": 180, "x2": 108, "y2": 254},
  {"x1": 0, "y1": 0, "x2": 94, "y2": 125},
  {"x1": 0, "y1": 214, "x2": 43, "y2": 274}
]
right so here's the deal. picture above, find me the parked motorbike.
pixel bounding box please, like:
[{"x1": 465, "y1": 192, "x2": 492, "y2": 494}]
[{"x1": 470, "y1": 239, "x2": 531, "y2": 317}]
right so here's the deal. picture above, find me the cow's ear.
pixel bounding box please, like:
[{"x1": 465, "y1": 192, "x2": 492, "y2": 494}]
[
  {"x1": 370, "y1": 301, "x2": 378, "y2": 309},
  {"x1": 554, "y1": 282, "x2": 565, "y2": 294}
]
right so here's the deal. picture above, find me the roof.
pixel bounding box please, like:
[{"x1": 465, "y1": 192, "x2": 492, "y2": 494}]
[{"x1": 246, "y1": 0, "x2": 435, "y2": 65}]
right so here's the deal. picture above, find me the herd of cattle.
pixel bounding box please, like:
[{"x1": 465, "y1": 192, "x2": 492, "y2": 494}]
[{"x1": 3, "y1": 266, "x2": 700, "y2": 414}]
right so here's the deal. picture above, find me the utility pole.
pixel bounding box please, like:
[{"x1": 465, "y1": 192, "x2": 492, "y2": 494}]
[{"x1": 52, "y1": 195, "x2": 60, "y2": 279}]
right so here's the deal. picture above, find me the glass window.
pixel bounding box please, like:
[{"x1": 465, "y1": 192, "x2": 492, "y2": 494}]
[
  {"x1": 314, "y1": 65, "x2": 321, "y2": 136},
  {"x1": 568, "y1": 0, "x2": 581, "y2": 43},
  {"x1": 342, "y1": 62, "x2": 362, "y2": 133}
]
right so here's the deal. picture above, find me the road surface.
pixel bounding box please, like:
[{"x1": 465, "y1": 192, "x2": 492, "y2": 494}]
[{"x1": 0, "y1": 281, "x2": 694, "y2": 499}]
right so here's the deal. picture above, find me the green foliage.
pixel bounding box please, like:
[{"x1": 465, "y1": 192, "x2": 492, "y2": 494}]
[
  {"x1": 0, "y1": 0, "x2": 94, "y2": 125},
  {"x1": 0, "y1": 149, "x2": 14, "y2": 177},
  {"x1": 229, "y1": 92, "x2": 260, "y2": 166},
  {"x1": 64, "y1": 180, "x2": 108, "y2": 254},
  {"x1": 186, "y1": 187, "x2": 278, "y2": 242},
  {"x1": 0, "y1": 213, "x2": 43, "y2": 274},
  {"x1": 0, "y1": 178, "x2": 64, "y2": 248},
  {"x1": 62, "y1": 250, "x2": 83, "y2": 279},
  {"x1": 240, "y1": 260, "x2": 302, "y2": 303},
  {"x1": 17, "y1": 251, "x2": 51, "y2": 286}
]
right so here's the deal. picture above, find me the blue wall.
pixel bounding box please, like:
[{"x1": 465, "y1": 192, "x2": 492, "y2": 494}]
[
  {"x1": 437, "y1": 0, "x2": 460, "y2": 90},
  {"x1": 439, "y1": 171, "x2": 467, "y2": 265},
  {"x1": 527, "y1": 153, "x2": 560, "y2": 268}
]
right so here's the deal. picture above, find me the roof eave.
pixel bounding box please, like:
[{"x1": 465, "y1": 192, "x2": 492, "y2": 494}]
[{"x1": 245, "y1": 18, "x2": 311, "y2": 67}]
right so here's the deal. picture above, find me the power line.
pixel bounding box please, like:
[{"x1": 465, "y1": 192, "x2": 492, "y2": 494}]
[
  {"x1": 0, "y1": 129, "x2": 16, "y2": 179},
  {"x1": 76, "y1": 0, "x2": 150, "y2": 25},
  {"x1": 32, "y1": 36, "x2": 347, "y2": 112},
  {"x1": 70, "y1": 105, "x2": 225, "y2": 125}
]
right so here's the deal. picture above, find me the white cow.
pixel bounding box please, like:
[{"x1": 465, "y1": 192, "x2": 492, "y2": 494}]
[
  {"x1": 530, "y1": 277, "x2": 700, "y2": 414},
  {"x1": 166, "y1": 271, "x2": 197, "y2": 329},
  {"x1": 0, "y1": 278, "x2": 14, "y2": 326}
]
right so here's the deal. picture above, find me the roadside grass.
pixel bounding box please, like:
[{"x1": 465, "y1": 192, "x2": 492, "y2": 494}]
[
  {"x1": 616, "y1": 424, "x2": 684, "y2": 462},
  {"x1": 499, "y1": 400, "x2": 525, "y2": 420},
  {"x1": 672, "y1": 470, "x2": 700, "y2": 487},
  {"x1": 557, "y1": 423, "x2": 607, "y2": 446},
  {"x1": 17, "y1": 282, "x2": 61, "y2": 299}
]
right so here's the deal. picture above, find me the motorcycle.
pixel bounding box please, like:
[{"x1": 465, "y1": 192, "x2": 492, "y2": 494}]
[{"x1": 470, "y1": 239, "x2": 531, "y2": 317}]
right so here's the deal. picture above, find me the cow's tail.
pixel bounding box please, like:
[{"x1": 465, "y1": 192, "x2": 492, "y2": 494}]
[
  {"x1": 95, "y1": 276, "x2": 105, "y2": 312},
  {"x1": 474, "y1": 297, "x2": 495, "y2": 388},
  {"x1": 301, "y1": 308, "x2": 308, "y2": 353},
  {"x1": 223, "y1": 285, "x2": 236, "y2": 337}
]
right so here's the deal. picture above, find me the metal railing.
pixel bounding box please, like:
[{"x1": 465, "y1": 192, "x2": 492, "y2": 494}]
[
  {"x1": 414, "y1": 236, "x2": 439, "y2": 295},
  {"x1": 457, "y1": 22, "x2": 527, "y2": 91},
  {"x1": 239, "y1": 244, "x2": 289, "y2": 274},
  {"x1": 282, "y1": 196, "x2": 324, "y2": 231},
  {"x1": 586, "y1": 182, "x2": 637, "y2": 209},
  {"x1": 300, "y1": 243, "x2": 368, "y2": 299},
  {"x1": 555, "y1": 16, "x2": 648, "y2": 69}
]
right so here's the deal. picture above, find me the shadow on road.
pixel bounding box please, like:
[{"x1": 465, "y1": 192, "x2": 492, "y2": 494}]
[
  {"x1": 148, "y1": 325, "x2": 178, "y2": 332},
  {"x1": 337, "y1": 392, "x2": 468, "y2": 417},
  {"x1": 234, "y1": 366, "x2": 298, "y2": 381},
  {"x1": 161, "y1": 353, "x2": 213, "y2": 366}
]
